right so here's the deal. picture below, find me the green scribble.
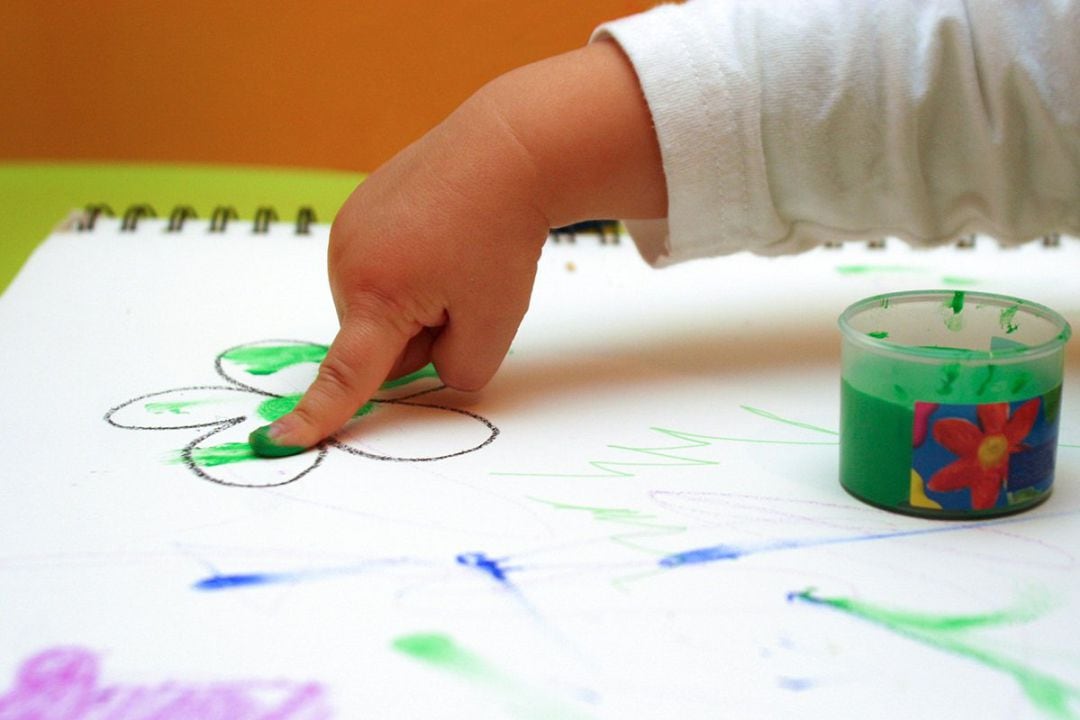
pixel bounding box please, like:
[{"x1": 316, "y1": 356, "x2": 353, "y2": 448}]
[
  {"x1": 222, "y1": 344, "x2": 328, "y2": 375},
  {"x1": 392, "y1": 633, "x2": 593, "y2": 720},
  {"x1": 493, "y1": 426, "x2": 837, "y2": 479},
  {"x1": 257, "y1": 394, "x2": 303, "y2": 422},
  {"x1": 739, "y1": 405, "x2": 839, "y2": 435},
  {"x1": 835, "y1": 264, "x2": 921, "y2": 276},
  {"x1": 528, "y1": 497, "x2": 685, "y2": 555},
  {"x1": 145, "y1": 400, "x2": 208, "y2": 415},
  {"x1": 867, "y1": 331, "x2": 889, "y2": 339},
  {"x1": 393, "y1": 633, "x2": 491, "y2": 679},
  {"x1": 1000, "y1": 305, "x2": 1021, "y2": 334},
  {"x1": 791, "y1": 589, "x2": 1079, "y2": 719},
  {"x1": 941, "y1": 276, "x2": 980, "y2": 286},
  {"x1": 493, "y1": 414, "x2": 839, "y2": 478},
  {"x1": 187, "y1": 442, "x2": 256, "y2": 467}
]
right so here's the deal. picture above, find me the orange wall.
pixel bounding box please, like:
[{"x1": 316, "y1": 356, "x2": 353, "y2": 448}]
[{"x1": 1, "y1": 2, "x2": 652, "y2": 173}]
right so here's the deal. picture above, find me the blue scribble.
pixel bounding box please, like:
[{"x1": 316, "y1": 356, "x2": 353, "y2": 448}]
[
  {"x1": 456, "y1": 552, "x2": 515, "y2": 584},
  {"x1": 658, "y1": 544, "x2": 744, "y2": 566},
  {"x1": 194, "y1": 573, "x2": 287, "y2": 590},
  {"x1": 191, "y1": 557, "x2": 416, "y2": 592},
  {"x1": 659, "y1": 507, "x2": 1080, "y2": 569},
  {"x1": 777, "y1": 676, "x2": 816, "y2": 692}
]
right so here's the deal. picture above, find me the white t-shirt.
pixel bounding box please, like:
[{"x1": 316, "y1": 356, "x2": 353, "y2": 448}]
[{"x1": 594, "y1": 0, "x2": 1080, "y2": 265}]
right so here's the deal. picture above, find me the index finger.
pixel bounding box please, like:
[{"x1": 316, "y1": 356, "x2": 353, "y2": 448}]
[{"x1": 248, "y1": 314, "x2": 412, "y2": 457}]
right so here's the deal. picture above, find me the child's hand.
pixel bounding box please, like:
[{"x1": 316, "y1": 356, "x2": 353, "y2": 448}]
[{"x1": 253, "y1": 40, "x2": 667, "y2": 454}]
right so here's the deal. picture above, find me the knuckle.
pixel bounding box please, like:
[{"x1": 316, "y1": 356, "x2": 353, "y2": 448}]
[
  {"x1": 438, "y1": 365, "x2": 488, "y2": 393},
  {"x1": 315, "y1": 355, "x2": 357, "y2": 399}
]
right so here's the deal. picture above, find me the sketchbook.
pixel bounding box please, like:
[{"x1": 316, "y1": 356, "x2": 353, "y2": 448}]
[{"x1": 0, "y1": 205, "x2": 1078, "y2": 719}]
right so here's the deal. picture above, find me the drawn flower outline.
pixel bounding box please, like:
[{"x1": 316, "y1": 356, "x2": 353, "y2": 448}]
[{"x1": 106, "y1": 340, "x2": 498, "y2": 488}]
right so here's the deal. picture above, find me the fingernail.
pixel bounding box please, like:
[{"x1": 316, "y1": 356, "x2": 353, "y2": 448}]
[{"x1": 248, "y1": 421, "x2": 307, "y2": 458}]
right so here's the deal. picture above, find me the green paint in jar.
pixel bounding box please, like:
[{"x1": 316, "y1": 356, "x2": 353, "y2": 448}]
[{"x1": 838, "y1": 290, "x2": 1070, "y2": 518}]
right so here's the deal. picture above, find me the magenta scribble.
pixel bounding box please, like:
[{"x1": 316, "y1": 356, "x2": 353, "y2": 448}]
[{"x1": 0, "y1": 647, "x2": 331, "y2": 719}]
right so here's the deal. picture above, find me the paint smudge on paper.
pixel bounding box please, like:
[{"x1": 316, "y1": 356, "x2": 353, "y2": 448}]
[
  {"x1": 493, "y1": 411, "x2": 837, "y2": 479},
  {"x1": 108, "y1": 341, "x2": 500, "y2": 488},
  {"x1": 834, "y1": 265, "x2": 979, "y2": 286},
  {"x1": 457, "y1": 552, "x2": 516, "y2": 584},
  {"x1": 193, "y1": 557, "x2": 418, "y2": 591},
  {"x1": 220, "y1": 343, "x2": 328, "y2": 375},
  {"x1": 392, "y1": 633, "x2": 594, "y2": 720},
  {"x1": 528, "y1": 496, "x2": 686, "y2": 556},
  {"x1": 789, "y1": 589, "x2": 1080, "y2": 719},
  {"x1": 0, "y1": 647, "x2": 330, "y2": 719},
  {"x1": 658, "y1": 508, "x2": 1080, "y2": 568}
]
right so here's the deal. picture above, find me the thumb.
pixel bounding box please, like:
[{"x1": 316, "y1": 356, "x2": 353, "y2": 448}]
[{"x1": 248, "y1": 313, "x2": 412, "y2": 457}]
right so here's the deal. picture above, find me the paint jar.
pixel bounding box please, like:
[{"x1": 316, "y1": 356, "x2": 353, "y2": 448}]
[{"x1": 839, "y1": 290, "x2": 1071, "y2": 518}]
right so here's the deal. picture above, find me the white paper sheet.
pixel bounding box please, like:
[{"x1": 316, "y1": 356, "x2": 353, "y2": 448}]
[{"x1": 1, "y1": 216, "x2": 1078, "y2": 719}]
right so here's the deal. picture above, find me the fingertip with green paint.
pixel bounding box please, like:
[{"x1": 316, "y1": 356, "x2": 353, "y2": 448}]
[{"x1": 249, "y1": 421, "x2": 307, "y2": 458}]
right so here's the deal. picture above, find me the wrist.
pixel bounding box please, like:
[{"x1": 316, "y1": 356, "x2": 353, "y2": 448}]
[{"x1": 477, "y1": 41, "x2": 667, "y2": 228}]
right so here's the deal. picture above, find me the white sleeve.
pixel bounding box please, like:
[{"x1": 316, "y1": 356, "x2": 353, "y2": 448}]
[{"x1": 593, "y1": 0, "x2": 1080, "y2": 265}]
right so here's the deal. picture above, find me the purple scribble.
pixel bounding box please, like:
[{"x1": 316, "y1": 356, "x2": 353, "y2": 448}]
[{"x1": 0, "y1": 647, "x2": 331, "y2": 719}]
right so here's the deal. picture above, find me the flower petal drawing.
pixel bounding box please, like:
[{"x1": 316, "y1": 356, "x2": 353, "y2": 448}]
[
  {"x1": 216, "y1": 339, "x2": 327, "y2": 397},
  {"x1": 105, "y1": 387, "x2": 256, "y2": 430},
  {"x1": 107, "y1": 340, "x2": 500, "y2": 487},
  {"x1": 331, "y1": 400, "x2": 498, "y2": 462},
  {"x1": 183, "y1": 416, "x2": 327, "y2": 488}
]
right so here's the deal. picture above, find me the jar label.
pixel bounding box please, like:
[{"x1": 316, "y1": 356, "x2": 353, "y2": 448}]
[{"x1": 910, "y1": 388, "x2": 1061, "y2": 513}]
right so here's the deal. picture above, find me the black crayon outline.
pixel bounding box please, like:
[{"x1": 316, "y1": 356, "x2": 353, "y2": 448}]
[{"x1": 105, "y1": 340, "x2": 501, "y2": 487}]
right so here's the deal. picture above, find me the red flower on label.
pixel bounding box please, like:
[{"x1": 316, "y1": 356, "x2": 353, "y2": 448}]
[{"x1": 928, "y1": 399, "x2": 1041, "y2": 510}]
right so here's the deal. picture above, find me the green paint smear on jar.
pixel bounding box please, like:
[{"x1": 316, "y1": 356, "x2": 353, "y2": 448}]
[
  {"x1": 791, "y1": 589, "x2": 1080, "y2": 719},
  {"x1": 222, "y1": 344, "x2": 329, "y2": 375},
  {"x1": 949, "y1": 291, "x2": 966, "y2": 314},
  {"x1": 937, "y1": 363, "x2": 962, "y2": 396},
  {"x1": 1000, "y1": 305, "x2": 1021, "y2": 334},
  {"x1": 867, "y1": 331, "x2": 889, "y2": 339}
]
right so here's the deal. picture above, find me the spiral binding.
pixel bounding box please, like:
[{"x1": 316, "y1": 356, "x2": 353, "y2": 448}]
[
  {"x1": 75, "y1": 205, "x2": 1066, "y2": 249},
  {"x1": 551, "y1": 220, "x2": 621, "y2": 244},
  {"x1": 76, "y1": 204, "x2": 319, "y2": 236}
]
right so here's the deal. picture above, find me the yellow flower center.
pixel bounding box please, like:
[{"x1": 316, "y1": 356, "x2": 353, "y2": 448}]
[{"x1": 977, "y1": 434, "x2": 1010, "y2": 469}]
